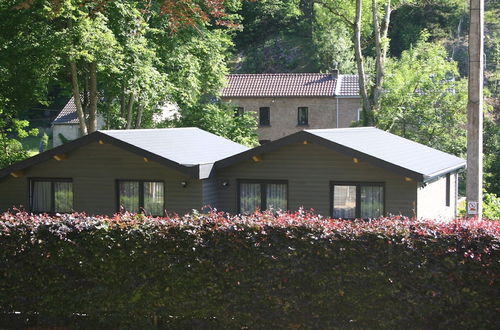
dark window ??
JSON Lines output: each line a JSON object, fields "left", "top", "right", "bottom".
{"left": 297, "top": 107, "right": 309, "bottom": 126}
{"left": 446, "top": 174, "right": 451, "bottom": 207}
{"left": 117, "top": 180, "right": 164, "bottom": 215}
{"left": 238, "top": 180, "right": 287, "bottom": 214}
{"left": 259, "top": 107, "right": 270, "bottom": 126}
{"left": 30, "top": 179, "right": 73, "bottom": 213}
{"left": 331, "top": 182, "right": 384, "bottom": 219}
{"left": 234, "top": 107, "right": 244, "bottom": 117}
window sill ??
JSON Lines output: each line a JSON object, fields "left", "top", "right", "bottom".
{"left": 297, "top": 124, "right": 309, "bottom": 127}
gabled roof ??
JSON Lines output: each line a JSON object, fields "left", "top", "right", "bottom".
{"left": 216, "top": 127, "right": 465, "bottom": 182}
{"left": 52, "top": 97, "right": 79, "bottom": 125}
{"left": 0, "top": 128, "right": 249, "bottom": 179}
{"left": 221, "top": 73, "right": 360, "bottom": 98}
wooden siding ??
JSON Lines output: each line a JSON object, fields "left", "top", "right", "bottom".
{"left": 216, "top": 142, "right": 418, "bottom": 217}
{"left": 417, "top": 173, "right": 457, "bottom": 219}
{"left": 0, "top": 142, "right": 203, "bottom": 215}
{"left": 202, "top": 177, "right": 219, "bottom": 210}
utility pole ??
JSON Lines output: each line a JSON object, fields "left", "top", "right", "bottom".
{"left": 466, "top": 0, "right": 484, "bottom": 219}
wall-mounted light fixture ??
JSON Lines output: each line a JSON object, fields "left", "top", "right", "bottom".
{"left": 221, "top": 181, "right": 229, "bottom": 187}
{"left": 10, "top": 171, "right": 24, "bottom": 178}
{"left": 180, "top": 181, "right": 188, "bottom": 188}
{"left": 353, "top": 157, "right": 359, "bottom": 164}
{"left": 53, "top": 153, "right": 68, "bottom": 161}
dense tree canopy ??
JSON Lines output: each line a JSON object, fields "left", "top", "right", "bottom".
{"left": 377, "top": 34, "right": 467, "bottom": 155}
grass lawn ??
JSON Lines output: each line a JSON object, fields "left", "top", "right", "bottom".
{"left": 20, "top": 134, "right": 53, "bottom": 157}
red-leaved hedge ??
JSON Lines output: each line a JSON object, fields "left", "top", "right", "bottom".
{"left": 0, "top": 210, "right": 498, "bottom": 329}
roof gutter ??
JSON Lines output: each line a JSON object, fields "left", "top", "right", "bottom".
{"left": 423, "top": 163, "right": 467, "bottom": 182}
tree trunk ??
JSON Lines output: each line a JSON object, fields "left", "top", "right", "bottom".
{"left": 135, "top": 102, "right": 144, "bottom": 129}
{"left": 70, "top": 61, "right": 88, "bottom": 136}
{"left": 354, "top": 0, "right": 372, "bottom": 125}
{"left": 372, "top": 0, "right": 391, "bottom": 113}
{"left": 120, "top": 81, "right": 126, "bottom": 118}
{"left": 125, "top": 92, "right": 136, "bottom": 129}
{"left": 88, "top": 61, "right": 98, "bottom": 133}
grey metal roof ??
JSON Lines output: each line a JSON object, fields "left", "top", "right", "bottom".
{"left": 0, "top": 128, "right": 249, "bottom": 180}
{"left": 215, "top": 127, "right": 465, "bottom": 181}
{"left": 52, "top": 97, "right": 79, "bottom": 124}
{"left": 100, "top": 127, "right": 249, "bottom": 167}
{"left": 305, "top": 127, "right": 465, "bottom": 179}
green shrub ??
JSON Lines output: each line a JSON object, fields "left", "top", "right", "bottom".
{"left": 0, "top": 211, "right": 498, "bottom": 328}
{"left": 484, "top": 193, "right": 500, "bottom": 220}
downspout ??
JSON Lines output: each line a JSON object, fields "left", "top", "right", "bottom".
{"left": 334, "top": 74, "right": 341, "bottom": 128}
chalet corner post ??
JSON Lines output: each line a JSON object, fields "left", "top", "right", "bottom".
{"left": 466, "top": 0, "right": 484, "bottom": 219}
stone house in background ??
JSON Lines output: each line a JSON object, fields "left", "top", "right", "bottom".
{"left": 51, "top": 97, "right": 105, "bottom": 147}
{"left": 221, "top": 70, "right": 361, "bottom": 143}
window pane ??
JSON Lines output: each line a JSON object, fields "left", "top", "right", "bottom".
{"left": 240, "top": 183, "right": 261, "bottom": 214}
{"left": 298, "top": 107, "right": 308, "bottom": 125}
{"left": 119, "top": 181, "right": 139, "bottom": 213}
{"left": 144, "top": 182, "right": 164, "bottom": 215}
{"left": 54, "top": 182, "right": 73, "bottom": 212}
{"left": 32, "top": 181, "right": 52, "bottom": 212}
{"left": 259, "top": 107, "right": 270, "bottom": 126}
{"left": 333, "top": 185, "right": 356, "bottom": 218}
{"left": 266, "top": 183, "right": 287, "bottom": 211}
{"left": 360, "top": 186, "right": 383, "bottom": 219}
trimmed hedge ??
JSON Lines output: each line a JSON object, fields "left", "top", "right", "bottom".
{"left": 0, "top": 210, "right": 498, "bottom": 329}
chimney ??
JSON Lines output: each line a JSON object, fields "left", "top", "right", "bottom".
{"left": 331, "top": 61, "right": 339, "bottom": 79}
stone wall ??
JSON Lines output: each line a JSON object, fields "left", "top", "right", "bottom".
{"left": 222, "top": 96, "right": 361, "bottom": 141}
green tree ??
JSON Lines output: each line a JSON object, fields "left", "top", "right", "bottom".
{"left": 9, "top": 0, "right": 239, "bottom": 134}
{"left": 376, "top": 34, "right": 467, "bottom": 155}
{"left": 484, "top": 117, "right": 500, "bottom": 196}
{"left": 166, "top": 102, "right": 259, "bottom": 147}
{"left": 0, "top": 102, "right": 38, "bottom": 169}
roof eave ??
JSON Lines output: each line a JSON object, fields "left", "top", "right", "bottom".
{"left": 422, "top": 163, "right": 466, "bottom": 182}
{"left": 0, "top": 131, "right": 201, "bottom": 180}
{"left": 215, "top": 131, "right": 426, "bottom": 181}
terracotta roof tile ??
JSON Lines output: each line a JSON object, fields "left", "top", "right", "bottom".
{"left": 222, "top": 73, "right": 359, "bottom": 97}
{"left": 338, "top": 75, "right": 359, "bottom": 96}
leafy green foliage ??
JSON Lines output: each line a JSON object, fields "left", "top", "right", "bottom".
{"left": 0, "top": 211, "right": 498, "bottom": 328}
{"left": 483, "top": 193, "right": 500, "bottom": 220}
{"left": 377, "top": 34, "right": 467, "bottom": 155}
{"left": 0, "top": 103, "right": 38, "bottom": 169}
{"left": 313, "top": 5, "right": 357, "bottom": 73}
{"left": 388, "top": 0, "right": 467, "bottom": 57}
{"left": 484, "top": 117, "right": 500, "bottom": 196}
